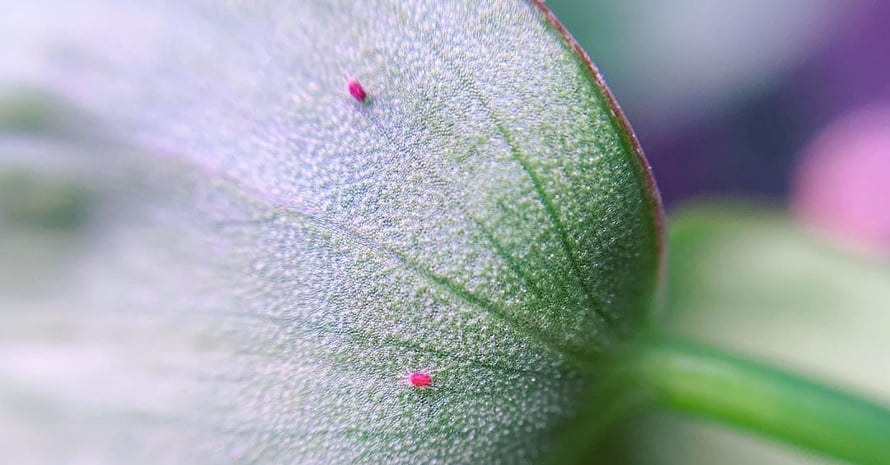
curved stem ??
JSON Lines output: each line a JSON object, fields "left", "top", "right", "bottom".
{"left": 619, "top": 336, "right": 890, "bottom": 465}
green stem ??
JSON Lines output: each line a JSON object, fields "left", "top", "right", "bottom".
{"left": 620, "top": 336, "right": 890, "bottom": 465}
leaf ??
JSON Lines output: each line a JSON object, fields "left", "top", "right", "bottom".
{"left": 0, "top": 1, "right": 662, "bottom": 464}
{"left": 613, "top": 203, "right": 890, "bottom": 465}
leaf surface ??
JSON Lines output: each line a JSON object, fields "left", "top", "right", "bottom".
{"left": 0, "top": 1, "right": 661, "bottom": 463}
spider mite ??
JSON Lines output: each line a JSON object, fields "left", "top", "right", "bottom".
{"left": 401, "top": 369, "right": 435, "bottom": 389}
{"left": 347, "top": 78, "right": 368, "bottom": 102}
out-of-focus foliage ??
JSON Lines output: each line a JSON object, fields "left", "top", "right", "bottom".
{"left": 613, "top": 204, "right": 890, "bottom": 465}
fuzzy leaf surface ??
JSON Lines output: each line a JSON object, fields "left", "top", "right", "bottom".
{"left": 0, "top": 1, "right": 661, "bottom": 463}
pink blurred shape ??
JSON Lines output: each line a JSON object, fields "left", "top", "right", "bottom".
{"left": 793, "top": 105, "right": 890, "bottom": 254}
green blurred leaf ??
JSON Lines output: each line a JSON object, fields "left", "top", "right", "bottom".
{"left": 619, "top": 203, "right": 890, "bottom": 465}
{"left": 0, "top": 1, "right": 661, "bottom": 464}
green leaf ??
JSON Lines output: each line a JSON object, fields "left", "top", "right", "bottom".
{"left": 0, "top": 1, "right": 661, "bottom": 464}
{"left": 618, "top": 203, "right": 890, "bottom": 465}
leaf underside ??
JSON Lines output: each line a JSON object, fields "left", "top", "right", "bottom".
{"left": 0, "top": 1, "right": 660, "bottom": 464}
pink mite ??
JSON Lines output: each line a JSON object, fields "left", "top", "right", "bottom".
{"left": 407, "top": 371, "right": 433, "bottom": 389}
{"left": 347, "top": 79, "right": 368, "bottom": 102}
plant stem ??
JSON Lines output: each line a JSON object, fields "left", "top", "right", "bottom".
{"left": 619, "top": 336, "right": 890, "bottom": 465}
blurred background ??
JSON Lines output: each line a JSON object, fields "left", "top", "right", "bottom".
{"left": 545, "top": 1, "right": 890, "bottom": 464}
{"left": 549, "top": 0, "right": 889, "bottom": 253}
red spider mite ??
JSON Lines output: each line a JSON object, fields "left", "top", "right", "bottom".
{"left": 402, "top": 369, "right": 434, "bottom": 389}
{"left": 347, "top": 78, "right": 368, "bottom": 102}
